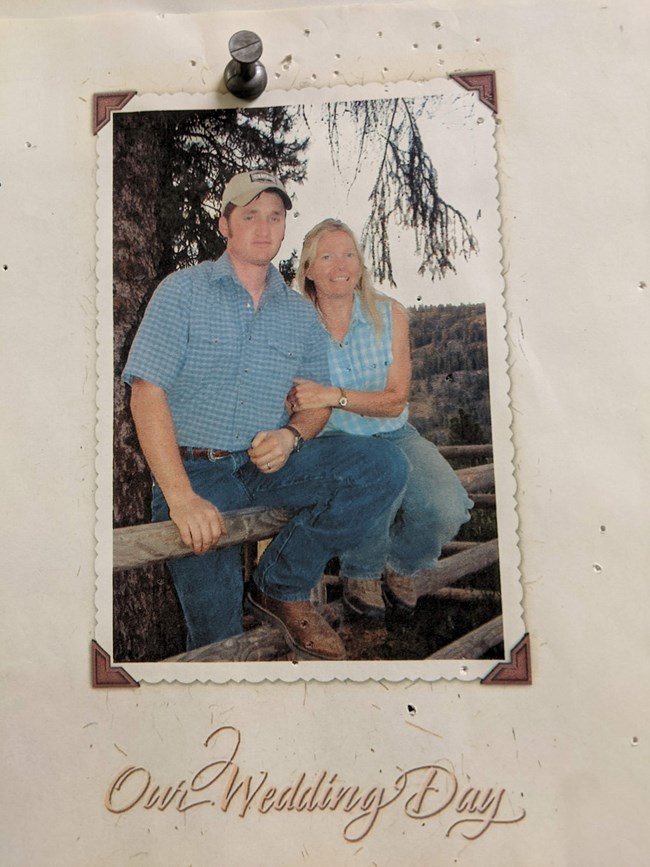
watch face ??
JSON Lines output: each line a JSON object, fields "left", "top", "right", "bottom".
{"left": 338, "top": 396, "right": 348, "bottom": 407}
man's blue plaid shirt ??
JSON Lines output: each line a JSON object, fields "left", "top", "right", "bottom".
{"left": 122, "top": 254, "right": 330, "bottom": 450}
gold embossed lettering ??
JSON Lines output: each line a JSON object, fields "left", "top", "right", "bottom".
{"left": 403, "top": 765, "right": 458, "bottom": 818}
{"left": 104, "top": 766, "right": 151, "bottom": 814}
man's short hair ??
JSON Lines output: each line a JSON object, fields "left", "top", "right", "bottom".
{"left": 221, "top": 202, "right": 237, "bottom": 222}
{"left": 220, "top": 170, "right": 292, "bottom": 214}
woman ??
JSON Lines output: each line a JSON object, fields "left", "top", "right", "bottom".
{"left": 288, "top": 218, "right": 473, "bottom": 618}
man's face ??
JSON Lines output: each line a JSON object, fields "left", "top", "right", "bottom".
{"left": 219, "top": 191, "right": 287, "bottom": 268}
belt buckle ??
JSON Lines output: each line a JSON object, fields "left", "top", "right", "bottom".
{"left": 207, "top": 449, "right": 225, "bottom": 461}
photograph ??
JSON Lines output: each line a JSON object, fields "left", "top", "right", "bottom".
{"left": 101, "top": 82, "right": 520, "bottom": 682}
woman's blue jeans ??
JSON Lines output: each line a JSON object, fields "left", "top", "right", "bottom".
{"left": 152, "top": 434, "right": 408, "bottom": 650}
{"left": 338, "top": 424, "right": 474, "bottom": 580}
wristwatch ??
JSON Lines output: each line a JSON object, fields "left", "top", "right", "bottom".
{"left": 337, "top": 388, "right": 349, "bottom": 407}
{"left": 284, "top": 424, "right": 305, "bottom": 453}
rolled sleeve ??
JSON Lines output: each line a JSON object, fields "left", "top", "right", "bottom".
{"left": 122, "top": 274, "right": 190, "bottom": 391}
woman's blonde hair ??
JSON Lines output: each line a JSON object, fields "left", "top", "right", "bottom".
{"left": 295, "top": 219, "right": 389, "bottom": 336}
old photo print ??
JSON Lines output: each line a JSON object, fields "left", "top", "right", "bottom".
{"left": 95, "top": 79, "right": 521, "bottom": 684}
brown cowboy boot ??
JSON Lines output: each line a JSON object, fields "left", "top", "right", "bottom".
{"left": 248, "top": 584, "right": 346, "bottom": 660}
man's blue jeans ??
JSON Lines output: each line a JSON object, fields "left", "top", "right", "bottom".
{"left": 152, "top": 434, "right": 408, "bottom": 650}
{"left": 338, "top": 424, "right": 474, "bottom": 580}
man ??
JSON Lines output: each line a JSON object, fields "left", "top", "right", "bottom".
{"left": 122, "top": 169, "right": 408, "bottom": 660}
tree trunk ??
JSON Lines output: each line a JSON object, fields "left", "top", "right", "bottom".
{"left": 112, "top": 113, "right": 186, "bottom": 661}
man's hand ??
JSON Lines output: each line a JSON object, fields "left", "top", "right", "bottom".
{"left": 168, "top": 492, "right": 227, "bottom": 555}
{"left": 287, "top": 378, "right": 338, "bottom": 412}
{"left": 248, "top": 428, "right": 294, "bottom": 474}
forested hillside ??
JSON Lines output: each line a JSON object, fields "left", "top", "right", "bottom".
{"left": 407, "top": 303, "right": 491, "bottom": 446}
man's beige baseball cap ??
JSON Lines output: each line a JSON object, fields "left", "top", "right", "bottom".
{"left": 221, "top": 170, "right": 292, "bottom": 212}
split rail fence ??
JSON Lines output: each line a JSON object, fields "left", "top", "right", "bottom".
{"left": 113, "top": 445, "right": 502, "bottom": 662}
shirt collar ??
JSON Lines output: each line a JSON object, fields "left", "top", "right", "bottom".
{"left": 216, "top": 252, "right": 286, "bottom": 302}
{"left": 350, "top": 292, "right": 370, "bottom": 329}
{"left": 320, "top": 292, "right": 370, "bottom": 345}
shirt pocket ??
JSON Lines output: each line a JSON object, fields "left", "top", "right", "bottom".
{"left": 185, "top": 327, "right": 241, "bottom": 381}
{"left": 263, "top": 338, "right": 303, "bottom": 383}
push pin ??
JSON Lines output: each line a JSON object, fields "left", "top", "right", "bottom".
{"left": 224, "top": 30, "right": 267, "bottom": 100}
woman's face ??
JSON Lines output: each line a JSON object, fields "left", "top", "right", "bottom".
{"left": 306, "top": 229, "right": 362, "bottom": 300}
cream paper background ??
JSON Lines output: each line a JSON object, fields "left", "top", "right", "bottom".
{"left": 1, "top": 1, "right": 648, "bottom": 864}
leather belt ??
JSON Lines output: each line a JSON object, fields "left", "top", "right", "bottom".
{"left": 179, "top": 447, "right": 232, "bottom": 461}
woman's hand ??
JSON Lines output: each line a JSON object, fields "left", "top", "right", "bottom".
{"left": 287, "top": 378, "right": 339, "bottom": 412}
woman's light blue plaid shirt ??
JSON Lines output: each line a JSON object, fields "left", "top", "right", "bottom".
{"left": 323, "top": 293, "right": 409, "bottom": 436}
{"left": 122, "top": 255, "right": 330, "bottom": 450}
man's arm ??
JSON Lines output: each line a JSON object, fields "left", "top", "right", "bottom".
{"left": 130, "top": 378, "right": 226, "bottom": 554}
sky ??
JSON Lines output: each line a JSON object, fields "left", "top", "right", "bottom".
{"left": 273, "top": 83, "right": 503, "bottom": 308}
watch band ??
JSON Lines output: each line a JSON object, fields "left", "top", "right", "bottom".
{"left": 283, "top": 424, "right": 304, "bottom": 453}
{"left": 338, "top": 388, "right": 349, "bottom": 407}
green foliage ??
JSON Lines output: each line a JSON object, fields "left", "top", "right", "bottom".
{"left": 115, "top": 96, "right": 478, "bottom": 289}
{"left": 332, "top": 98, "right": 479, "bottom": 285}
{"left": 278, "top": 251, "right": 298, "bottom": 286}
{"left": 113, "top": 107, "right": 309, "bottom": 279}
{"left": 407, "top": 303, "right": 491, "bottom": 447}
{"left": 449, "top": 408, "right": 485, "bottom": 446}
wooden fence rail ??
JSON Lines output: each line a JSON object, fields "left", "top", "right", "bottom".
{"left": 438, "top": 444, "right": 493, "bottom": 460}
{"left": 113, "top": 462, "right": 495, "bottom": 573}
{"left": 113, "top": 505, "right": 295, "bottom": 572}
{"left": 428, "top": 615, "right": 504, "bottom": 660}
